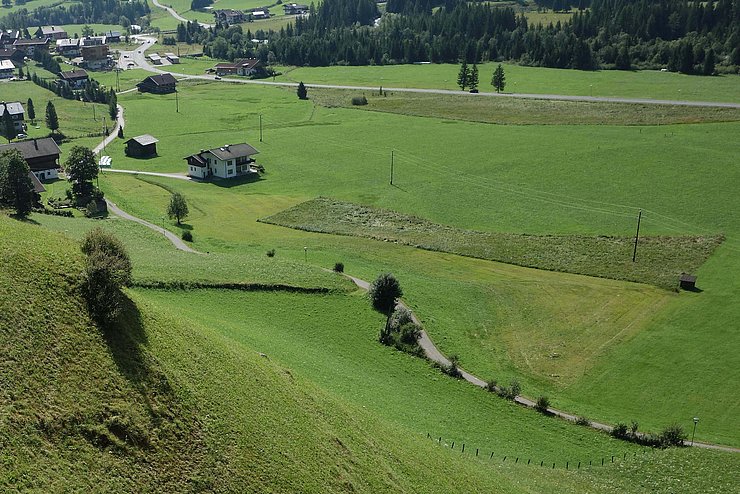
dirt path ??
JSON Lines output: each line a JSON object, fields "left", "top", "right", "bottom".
{"left": 345, "top": 274, "right": 740, "bottom": 453}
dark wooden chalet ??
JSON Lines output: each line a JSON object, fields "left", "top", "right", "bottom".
{"left": 136, "top": 73, "right": 177, "bottom": 94}
{"left": 125, "top": 134, "right": 159, "bottom": 158}
{"left": 679, "top": 274, "right": 697, "bottom": 290}
{"left": 0, "top": 137, "right": 61, "bottom": 181}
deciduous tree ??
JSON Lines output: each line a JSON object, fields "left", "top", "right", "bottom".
{"left": 81, "top": 228, "right": 132, "bottom": 325}
{"left": 0, "top": 149, "right": 35, "bottom": 217}
{"left": 64, "top": 146, "right": 98, "bottom": 199}
{"left": 167, "top": 191, "right": 189, "bottom": 225}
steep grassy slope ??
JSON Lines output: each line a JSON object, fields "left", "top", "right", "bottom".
{"left": 0, "top": 214, "right": 528, "bottom": 492}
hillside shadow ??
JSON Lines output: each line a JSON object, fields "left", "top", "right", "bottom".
{"left": 102, "top": 294, "right": 153, "bottom": 388}
{"left": 211, "top": 173, "right": 264, "bottom": 188}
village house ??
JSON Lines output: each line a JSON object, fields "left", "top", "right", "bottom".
{"left": 0, "top": 30, "right": 21, "bottom": 50}
{"left": 185, "top": 143, "right": 259, "bottom": 179}
{"left": 251, "top": 9, "right": 270, "bottom": 19}
{"left": 56, "top": 38, "right": 81, "bottom": 57}
{"left": 136, "top": 73, "right": 177, "bottom": 94}
{"left": 35, "top": 26, "right": 68, "bottom": 41}
{"left": 125, "top": 134, "right": 159, "bottom": 158}
{"left": 0, "top": 102, "right": 25, "bottom": 132}
{"left": 213, "top": 58, "right": 263, "bottom": 76}
{"left": 283, "top": 3, "right": 309, "bottom": 15}
{"left": 58, "top": 69, "right": 89, "bottom": 89}
{"left": 12, "top": 38, "right": 50, "bottom": 57}
{"left": 104, "top": 30, "right": 122, "bottom": 42}
{"left": 0, "top": 137, "right": 61, "bottom": 181}
{"left": 214, "top": 9, "right": 246, "bottom": 25}
{"left": 80, "top": 36, "right": 111, "bottom": 70}
{"left": 0, "top": 59, "right": 15, "bottom": 79}
{"left": 0, "top": 48, "right": 24, "bottom": 65}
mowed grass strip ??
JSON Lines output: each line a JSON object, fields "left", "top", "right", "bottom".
{"left": 262, "top": 197, "right": 723, "bottom": 289}
{"left": 310, "top": 88, "right": 740, "bottom": 125}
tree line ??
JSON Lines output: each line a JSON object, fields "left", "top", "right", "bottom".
{"left": 190, "top": 0, "right": 738, "bottom": 74}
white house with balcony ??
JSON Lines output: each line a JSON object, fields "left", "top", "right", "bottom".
{"left": 185, "top": 143, "right": 259, "bottom": 179}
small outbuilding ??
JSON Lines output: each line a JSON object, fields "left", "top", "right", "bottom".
{"left": 125, "top": 134, "right": 159, "bottom": 158}
{"left": 137, "top": 73, "right": 177, "bottom": 94}
{"left": 679, "top": 274, "right": 697, "bottom": 291}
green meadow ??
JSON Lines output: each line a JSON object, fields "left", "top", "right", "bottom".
{"left": 276, "top": 62, "right": 740, "bottom": 103}
{"left": 62, "top": 75, "right": 740, "bottom": 449}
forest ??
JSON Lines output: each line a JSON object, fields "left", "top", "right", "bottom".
{"left": 184, "top": 0, "right": 740, "bottom": 74}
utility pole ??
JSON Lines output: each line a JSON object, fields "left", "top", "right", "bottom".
{"left": 390, "top": 149, "right": 394, "bottom": 185}
{"left": 632, "top": 209, "right": 642, "bottom": 262}
{"left": 92, "top": 102, "right": 96, "bottom": 120}
{"left": 259, "top": 114, "right": 263, "bottom": 142}
{"left": 115, "top": 67, "right": 121, "bottom": 93}
{"left": 102, "top": 117, "right": 107, "bottom": 154}
{"left": 175, "top": 90, "right": 179, "bottom": 113}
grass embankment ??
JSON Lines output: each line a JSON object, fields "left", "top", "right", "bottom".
{"left": 262, "top": 197, "right": 722, "bottom": 289}
{"left": 1, "top": 213, "right": 533, "bottom": 492}
{"left": 276, "top": 63, "right": 740, "bottom": 103}
{"left": 311, "top": 88, "right": 740, "bottom": 125}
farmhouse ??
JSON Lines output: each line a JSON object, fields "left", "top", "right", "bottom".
{"left": 0, "top": 101, "right": 25, "bottom": 132}
{"left": 0, "top": 138, "right": 61, "bottom": 181}
{"left": 0, "top": 59, "right": 14, "bottom": 79}
{"left": 283, "top": 3, "right": 309, "bottom": 15}
{"left": 251, "top": 9, "right": 270, "bottom": 19}
{"left": 0, "top": 48, "right": 24, "bottom": 65}
{"left": 35, "top": 26, "right": 68, "bottom": 40}
{"left": 104, "top": 31, "right": 122, "bottom": 42}
{"left": 58, "top": 69, "right": 89, "bottom": 89}
{"left": 125, "top": 134, "right": 159, "bottom": 158}
{"left": 137, "top": 73, "right": 177, "bottom": 94}
{"left": 185, "top": 143, "right": 259, "bottom": 179}
{"left": 80, "top": 36, "right": 111, "bottom": 69}
{"left": 214, "top": 9, "right": 246, "bottom": 25}
{"left": 56, "top": 38, "right": 81, "bottom": 57}
{"left": 0, "top": 30, "right": 21, "bottom": 49}
{"left": 214, "top": 58, "right": 262, "bottom": 76}
{"left": 12, "top": 38, "right": 50, "bottom": 57}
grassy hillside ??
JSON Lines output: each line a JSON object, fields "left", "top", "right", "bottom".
{"left": 0, "top": 213, "right": 531, "bottom": 492}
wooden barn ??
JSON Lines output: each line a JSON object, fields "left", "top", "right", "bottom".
{"left": 136, "top": 73, "right": 177, "bottom": 94}
{"left": 679, "top": 274, "right": 697, "bottom": 291}
{"left": 125, "top": 134, "right": 159, "bottom": 158}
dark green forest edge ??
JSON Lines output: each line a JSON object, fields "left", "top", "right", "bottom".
{"left": 261, "top": 197, "right": 723, "bottom": 290}
{"left": 172, "top": 0, "right": 740, "bottom": 74}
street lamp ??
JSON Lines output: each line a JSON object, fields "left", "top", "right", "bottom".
{"left": 303, "top": 246, "right": 307, "bottom": 262}
{"left": 589, "top": 84, "right": 593, "bottom": 97}
{"left": 691, "top": 417, "right": 699, "bottom": 446}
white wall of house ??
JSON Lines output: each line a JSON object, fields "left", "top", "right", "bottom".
{"left": 188, "top": 165, "right": 206, "bottom": 179}
{"left": 33, "top": 169, "right": 58, "bottom": 181}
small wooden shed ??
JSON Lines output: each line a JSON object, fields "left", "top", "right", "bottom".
{"left": 125, "top": 134, "right": 159, "bottom": 158}
{"left": 679, "top": 273, "right": 697, "bottom": 290}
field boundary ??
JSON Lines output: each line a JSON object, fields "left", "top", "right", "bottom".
{"left": 133, "top": 280, "right": 334, "bottom": 293}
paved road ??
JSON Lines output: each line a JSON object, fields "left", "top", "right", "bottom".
{"left": 344, "top": 274, "right": 740, "bottom": 453}
{"left": 104, "top": 169, "right": 192, "bottom": 180}
{"left": 93, "top": 104, "right": 124, "bottom": 155}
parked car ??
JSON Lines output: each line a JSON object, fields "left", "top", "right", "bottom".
{"left": 214, "top": 76, "right": 222, "bottom": 80}
{"left": 16, "top": 133, "right": 27, "bottom": 139}
{"left": 469, "top": 89, "right": 479, "bottom": 93}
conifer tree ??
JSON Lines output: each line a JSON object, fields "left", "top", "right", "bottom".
{"left": 45, "top": 101, "right": 59, "bottom": 133}
{"left": 297, "top": 81, "right": 308, "bottom": 100}
{"left": 491, "top": 64, "right": 506, "bottom": 93}
{"left": 469, "top": 63, "right": 479, "bottom": 91}
{"left": 27, "top": 98, "right": 35, "bottom": 123}
{"left": 457, "top": 61, "right": 469, "bottom": 90}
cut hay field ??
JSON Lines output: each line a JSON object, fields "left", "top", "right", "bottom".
{"left": 276, "top": 63, "right": 740, "bottom": 103}
{"left": 37, "top": 74, "right": 740, "bottom": 449}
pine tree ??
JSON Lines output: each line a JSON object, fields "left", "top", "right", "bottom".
{"left": 457, "top": 61, "right": 469, "bottom": 90}
{"left": 702, "top": 48, "right": 715, "bottom": 76}
{"left": 469, "top": 63, "right": 479, "bottom": 91}
{"left": 1, "top": 110, "right": 17, "bottom": 142}
{"left": 27, "top": 98, "right": 35, "bottom": 123}
{"left": 491, "top": 64, "right": 506, "bottom": 93}
{"left": 297, "top": 81, "right": 308, "bottom": 100}
{"left": 45, "top": 101, "right": 59, "bottom": 133}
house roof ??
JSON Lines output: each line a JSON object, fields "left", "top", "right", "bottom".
{"left": 126, "top": 134, "right": 159, "bottom": 146}
{"left": 208, "top": 143, "right": 259, "bottom": 160}
{"left": 59, "top": 69, "right": 89, "bottom": 80}
{"left": 14, "top": 38, "right": 49, "bottom": 46}
{"left": 680, "top": 274, "right": 697, "bottom": 283}
{"left": 0, "top": 101, "right": 24, "bottom": 117}
{"left": 56, "top": 38, "right": 81, "bottom": 47}
{"left": 0, "top": 59, "right": 14, "bottom": 70}
{"left": 39, "top": 26, "right": 67, "bottom": 36}
{"left": 0, "top": 138, "right": 61, "bottom": 163}
{"left": 185, "top": 153, "right": 207, "bottom": 166}
{"left": 105, "top": 31, "right": 121, "bottom": 37}
{"left": 0, "top": 48, "right": 22, "bottom": 59}
{"left": 28, "top": 172, "right": 46, "bottom": 193}
{"left": 235, "top": 58, "right": 261, "bottom": 69}
{"left": 139, "top": 73, "right": 177, "bottom": 86}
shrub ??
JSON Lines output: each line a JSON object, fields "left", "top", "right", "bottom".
{"left": 81, "top": 228, "right": 132, "bottom": 326}
{"left": 441, "top": 355, "right": 462, "bottom": 379}
{"left": 575, "top": 416, "right": 591, "bottom": 426}
{"left": 181, "top": 231, "right": 193, "bottom": 242}
{"left": 389, "top": 306, "right": 413, "bottom": 330}
{"left": 497, "top": 379, "right": 521, "bottom": 400}
{"left": 659, "top": 424, "right": 686, "bottom": 447}
{"left": 351, "top": 95, "right": 368, "bottom": 106}
{"left": 398, "top": 322, "right": 421, "bottom": 344}
{"left": 485, "top": 379, "right": 497, "bottom": 393}
{"left": 611, "top": 422, "right": 629, "bottom": 440}
{"left": 535, "top": 395, "right": 550, "bottom": 414}
{"left": 333, "top": 262, "right": 344, "bottom": 273}
{"left": 266, "top": 249, "right": 275, "bottom": 257}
